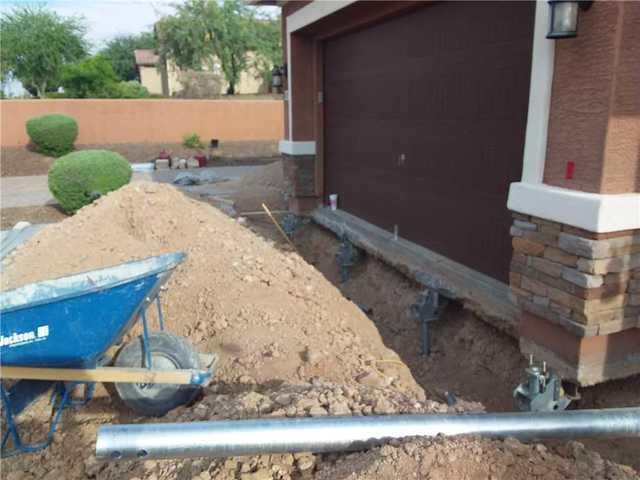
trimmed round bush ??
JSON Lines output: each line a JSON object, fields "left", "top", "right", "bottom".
{"left": 26, "top": 113, "right": 79, "bottom": 157}
{"left": 48, "top": 150, "right": 132, "bottom": 213}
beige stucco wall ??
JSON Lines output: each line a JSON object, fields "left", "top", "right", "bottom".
{"left": 0, "top": 99, "right": 284, "bottom": 146}
{"left": 139, "top": 66, "right": 164, "bottom": 95}
{"left": 138, "top": 54, "right": 269, "bottom": 97}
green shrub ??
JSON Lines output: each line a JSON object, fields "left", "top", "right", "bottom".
{"left": 48, "top": 150, "right": 132, "bottom": 213}
{"left": 114, "top": 80, "right": 150, "bottom": 98}
{"left": 26, "top": 113, "right": 78, "bottom": 157}
{"left": 60, "top": 55, "right": 119, "bottom": 98}
{"left": 182, "top": 132, "right": 204, "bottom": 149}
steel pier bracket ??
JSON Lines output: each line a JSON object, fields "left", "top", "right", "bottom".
{"left": 410, "top": 289, "right": 450, "bottom": 356}
{"left": 336, "top": 234, "right": 361, "bottom": 283}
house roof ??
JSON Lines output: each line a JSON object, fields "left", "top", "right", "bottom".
{"left": 134, "top": 49, "right": 159, "bottom": 67}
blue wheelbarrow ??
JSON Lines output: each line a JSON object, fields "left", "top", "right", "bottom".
{"left": 0, "top": 252, "right": 216, "bottom": 457}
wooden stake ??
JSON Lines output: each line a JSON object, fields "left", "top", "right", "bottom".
{"left": 239, "top": 210, "right": 288, "bottom": 216}
{"left": 261, "top": 203, "right": 296, "bottom": 250}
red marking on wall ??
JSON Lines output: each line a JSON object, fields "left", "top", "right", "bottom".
{"left": 565, "top": 161, "right": 575, "bottom": 180}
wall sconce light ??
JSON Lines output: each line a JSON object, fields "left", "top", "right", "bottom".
{"left": 271, "top": 64, "right": 288, "bottom": 93}
{"left": 547, "top": 0, "right": 593, "bottom": 39}
{"left": 271, "top": 66, "right": 283, "bottom": 89}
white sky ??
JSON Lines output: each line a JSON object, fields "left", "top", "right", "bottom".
{"left": 0, "top": 0, "right": 178, "bottom": 51}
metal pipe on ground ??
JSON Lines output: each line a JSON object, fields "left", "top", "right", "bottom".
{"left": 96, "top": 407, "right": 640, "bottom": 461}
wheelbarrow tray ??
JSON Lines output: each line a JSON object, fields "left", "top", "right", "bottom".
{"left": 0, "top": 252, "right": 217, "bottom": 457}
{"left": 0, "top": 252, "right": 185, "bottom": 368}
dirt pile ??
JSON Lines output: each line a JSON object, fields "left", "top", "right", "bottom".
{"left": 2, "top": 379, "right": 482, "bottom": 480}
{"left": 1, "top": 182, "right": 420, "bottom": 397}
{"left": 100, "top": 378, "right": 484, "bottom": 480}
{"left": 315, "top": 436, "right": 638, "bottom": 480}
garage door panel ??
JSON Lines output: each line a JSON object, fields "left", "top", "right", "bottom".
{"left": 400, "top": 189, "right": 512, "bottom": 275}
{"left": 335, "top": 169, "right": 406, "bottom": 233}
{"left": 324, "top": 1, "right": 534, "bottom": 282}
{"left": 404, "top": 120, "right": 527, "bottom": 195}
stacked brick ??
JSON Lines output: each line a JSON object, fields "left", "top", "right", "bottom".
{"left": 281, "top": 154, "right": 318, "bottom": 213}
{"left": 509, "top": 214, "right": 640, "bottom": 337}
{"left": 282, "top": 154, "right": 316, "bottom": 198}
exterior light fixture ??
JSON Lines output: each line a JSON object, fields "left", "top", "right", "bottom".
{"left": 271, "top": 66, "right": 283, "bottom": 90}
{"left": 547, "top": 0, "right": 593, "bottom": 39}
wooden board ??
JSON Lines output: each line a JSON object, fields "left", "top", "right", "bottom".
{"left": 0, "top": 366, "right": 203, "bottom": 385}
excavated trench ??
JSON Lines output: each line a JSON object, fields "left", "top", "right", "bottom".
{"left": 248, "top": 217, "right": 640, "bottom": 471}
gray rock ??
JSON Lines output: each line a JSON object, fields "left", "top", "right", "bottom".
{"left": 559, "top": 233, "right": 633, "bottom": 259}
{"left": 328, "top": 401, "right": 351, "bottom": 415}
{"left": 513, "top": 220, "right": 537, "bottom": 231}
{"left": 561, "top": 267, "right": 604, "bottom": 288}
{"left": 309, "top": 405, "right": 328, "bottom": 417}
{"left": 356, "top": 370, "right": 385, "bottom": 387}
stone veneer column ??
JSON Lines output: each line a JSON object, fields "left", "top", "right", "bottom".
{"left": 509, "top": 214, "right": 640, "bottom": 385}
{"left": 281, "top": 154, "right": 319, "bottom": 214}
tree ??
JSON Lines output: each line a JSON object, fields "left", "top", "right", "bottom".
{"left": 0, "top": 6, "right": 88, "bottom": 98}
{"left": 157, "top": 0, "right": 280, "bottom": 95}
{"left": 249, "top": 16, "right": 281, "bottom": 85}
{"left": 60, "top": 56, "right": 119, "bottom": 98}
{"left": 100, "top": 32, "right": 156, "bottom": 81}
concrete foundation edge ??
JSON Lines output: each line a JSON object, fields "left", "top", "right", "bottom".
{"left": 312, "top": 207, "right": 519, "bottom": 336}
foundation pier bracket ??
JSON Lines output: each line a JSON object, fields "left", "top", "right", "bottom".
{"left": 410, "top": 289, "right": 450, "bottom": 356}
{"left": 513, "top": 355, "right": 576, "bottom": 412}
{"left": 336, "top": 234, "right": 361, "bottom": 283}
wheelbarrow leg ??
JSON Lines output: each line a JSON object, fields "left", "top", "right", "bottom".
{"left": 140, "top": 309, "right": 153, "bottom": 369}
{"left": 1, "top": 381, "right": 77, "bottom": 457}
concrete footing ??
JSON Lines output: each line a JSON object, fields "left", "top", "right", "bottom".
{"left": 313, "top": 207, "right": 519, "bottom": 335}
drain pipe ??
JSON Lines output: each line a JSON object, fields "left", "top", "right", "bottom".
{"left": 96, "top": 407, "right": 640, "bottom": 460}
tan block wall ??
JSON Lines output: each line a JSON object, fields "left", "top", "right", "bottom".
{"left": 544, "top": 1, "right": 640, "bottom": 194}
{"left": 0, "top": 99, "right": 284, "bottom": 146}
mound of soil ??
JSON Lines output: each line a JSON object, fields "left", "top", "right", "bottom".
{"left": 1, "top": 182, "right": 421, "bottom": 398}
{"left": 315, "top": 436, "right": 637, "bottom": 480}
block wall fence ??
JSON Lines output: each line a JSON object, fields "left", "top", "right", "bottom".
{"left": 0, "top": 99, "right": 285, "bottom": 147}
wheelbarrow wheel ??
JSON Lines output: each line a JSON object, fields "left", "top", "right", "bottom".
{"left": 113, "top": 332, "right": 201, "bottom": 416}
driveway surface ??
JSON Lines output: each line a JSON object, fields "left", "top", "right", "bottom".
{"left": 0, "top": 166, "right": 255, "bottom": 209}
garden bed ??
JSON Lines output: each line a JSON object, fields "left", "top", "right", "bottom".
{"left": 0, "top": 140, "right": 279, "bottom": 177}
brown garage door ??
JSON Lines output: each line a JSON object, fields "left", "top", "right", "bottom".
{"left": 323, "top": 1, "right": 534, "bottom": 283}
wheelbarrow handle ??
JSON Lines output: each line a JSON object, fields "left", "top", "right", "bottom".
{"left": 0, "top": 366, "right": 212, "bottom": 386}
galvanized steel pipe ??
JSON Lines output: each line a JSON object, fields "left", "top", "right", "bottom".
{"left": 96, "top": 407, "right": 640, "bottom": 460}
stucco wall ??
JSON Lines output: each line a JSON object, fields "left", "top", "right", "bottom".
{"left": 0, "top": 99, "right": 284, "bottom": 146}
{"left": 139, "top": 66, "right": 164, "bottom": 95}
{"left": 544, "top": 2, "right": 640, "bottom": 194}
{"left": 140, "top": 56, "right": 268, "bottom": 97}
